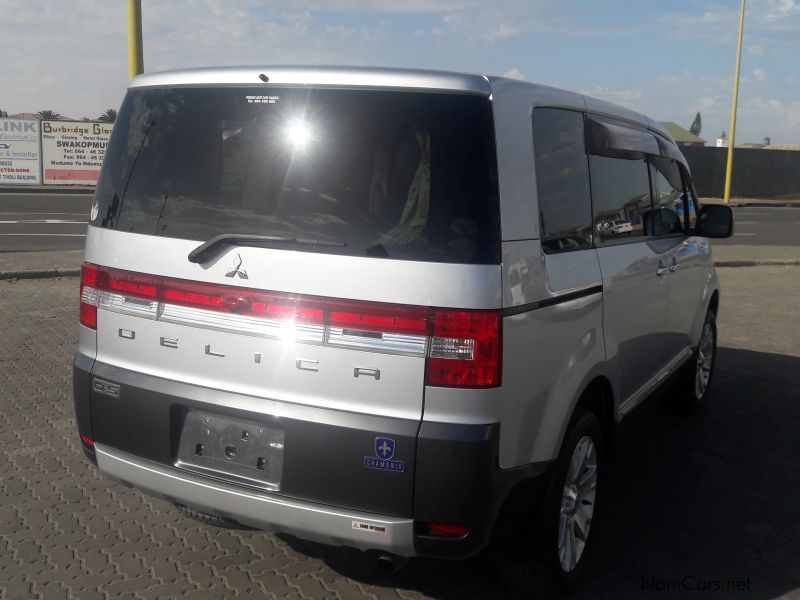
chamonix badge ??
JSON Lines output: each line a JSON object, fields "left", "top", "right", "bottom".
{"left": 364, "top": 437, "right": 404, "bottom": 472}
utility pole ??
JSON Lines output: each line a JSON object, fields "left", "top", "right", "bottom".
{"left": 128, "top": 0, "right": 144, "bottom": 79}
{"left": 723, "top": 0, "right": 746, "bottom": 204}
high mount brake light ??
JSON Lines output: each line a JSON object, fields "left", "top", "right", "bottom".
{"left": 79, "top": 263, "right": 502, "bottom": 388}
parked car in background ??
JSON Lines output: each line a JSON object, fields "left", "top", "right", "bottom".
{"left": 606, "top": 219, "right": 634, "bottom": 235}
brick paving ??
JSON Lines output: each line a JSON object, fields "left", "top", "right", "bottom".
{"left": 1, "top": 269, "right": 799, "bottom": 599}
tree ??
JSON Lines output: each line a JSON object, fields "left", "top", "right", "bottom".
{"left": 689, "top": 112, "right": 702, "bottom": 136}
{"left": 0, "top": 110, "right": 7, "bottom": 117}
{"left": 98, "top": 108, "right": 117, "bottom": 123}
{"left": 35, "top": 110, "right": 61, "bottom": 120}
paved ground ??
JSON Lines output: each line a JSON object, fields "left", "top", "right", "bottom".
{"left": 0, "top": 267, "right": 798, "bottom": 599}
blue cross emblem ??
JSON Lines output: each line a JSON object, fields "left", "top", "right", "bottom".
{"left": 375, "top": 437, "right": 395, "bottom": 460}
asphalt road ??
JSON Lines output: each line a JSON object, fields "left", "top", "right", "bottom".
{"left": 1, "top": 266, "right": 798, "bottom": 599}
{"left": 0, "top": 192, "right": 796, "bottom": 251}
{"left": 0, "top": 192, "right": 92, "bottom": 252}
{"left": 714, "top": 206, "right": 800, "bottom": 246}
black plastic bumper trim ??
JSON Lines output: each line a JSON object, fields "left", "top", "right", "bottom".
{"left": 503, "top": 284, "right": 603, "bottom": 317}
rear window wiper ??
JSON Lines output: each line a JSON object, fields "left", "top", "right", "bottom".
{"left": 188, "top": 234, "right": 346, "bottom": 264}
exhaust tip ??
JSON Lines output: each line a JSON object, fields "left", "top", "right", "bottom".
{"left": 376, "top": 554, "right": 409, "bottom": 573}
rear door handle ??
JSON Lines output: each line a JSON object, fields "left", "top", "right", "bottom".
{"left": 669, "top": 256, "right": 679, "bottom": 272}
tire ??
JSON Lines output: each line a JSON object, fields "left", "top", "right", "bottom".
{"left": 676, "top": 310, "right": 717, "bottom": 412}
{"left": 175, "top": 504, "right": 254, "bottom": 530}
{"left": 495, "top": 408, "right": 603, "bottom": 598}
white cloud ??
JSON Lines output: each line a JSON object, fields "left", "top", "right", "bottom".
{"left": 583, "top": 86, "right": 643, "bottom": 106}
{"left": 658, "top": 0, "right": 800, "bottom": 44}
{"left": 503, "top": 68, "right": 525, "bottom": 80}
{"left": 752, "top": 68, "right": 767, "bottom": 82}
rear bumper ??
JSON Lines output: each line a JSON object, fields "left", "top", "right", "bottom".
{"left": 74, "top": 354, "right": 550, "bottom": 558}
{"left": 95, "top": 443, "right": 417, "bottom": 554}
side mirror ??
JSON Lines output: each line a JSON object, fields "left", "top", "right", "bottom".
{"left": 696, "top": 204, "right": 734, "bottom": 238}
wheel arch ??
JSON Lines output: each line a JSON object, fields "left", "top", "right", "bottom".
{"left": 574, "top": 376, "right": 615, "bottom": 450}
{"left": 708, "top": 289, "right": 720, "bottom": 316}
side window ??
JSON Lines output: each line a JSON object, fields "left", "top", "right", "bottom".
{"left": 532, "top": 108, "right": 593, "bottom": 254}
{"left": 650, "top": 157, "right": 685, "bottom": 236}
{"left": 680, "top": 166, "right": 698, "bottom": 230}
{"left": 590, "top": 155, "right": 652, "bottom": 243}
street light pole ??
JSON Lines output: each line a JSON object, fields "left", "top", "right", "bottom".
{"left": 723, "top": 0, "right": 746, "bottom": 204}
{"left": 128, "top": 0, "right": 144, "bottom": 79}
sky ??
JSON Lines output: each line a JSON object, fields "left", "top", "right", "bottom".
{"left": 3, "top": 0, "right": 800, "bottom": 144}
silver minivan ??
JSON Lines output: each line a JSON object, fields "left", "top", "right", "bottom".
{"left": 74, "top": 66, "right": 733, "bottom": 595}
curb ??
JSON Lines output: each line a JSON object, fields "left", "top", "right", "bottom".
{"left": 715, "top": 259, "right": 800, "bottom": 267}
{"left": 0, "top": 186, "right": 95, "bottom": 195}
{"left": 0, "top": 268, "right": 81, "bottom": 281}
{"left": 728, "top": 202, "right": 800, "bottom": 208}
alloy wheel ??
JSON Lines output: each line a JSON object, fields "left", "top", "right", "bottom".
{"left": 558, "top": 435, "right": 597, "bottom": 572}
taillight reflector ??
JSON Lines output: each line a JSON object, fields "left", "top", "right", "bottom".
{"left": 424, "top": 523, "right": 471, "bottom": 537}
{"left": 328, "top": 301, "right": 429, "bottom": 336}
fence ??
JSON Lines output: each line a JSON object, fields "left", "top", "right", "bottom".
{"left": 682, "top": 146, "right": 800, "bottom": 199}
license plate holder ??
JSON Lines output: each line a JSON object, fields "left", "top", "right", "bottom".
{"left": 176, "top": 410, "right": 284, "bottom": 491}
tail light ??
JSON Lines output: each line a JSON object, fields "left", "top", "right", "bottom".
{"left": 79, "top": 263, "right": 502, "bottom": 388}
{"left": 427, "top": 309, "right": 501, "bottom": 387}
{"left": 79, "top": 263, "right": 100, "bottom": 329}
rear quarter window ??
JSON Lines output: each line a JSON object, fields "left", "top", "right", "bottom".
{"left": 532, "top": 108, "right": 593, "bottom": 254}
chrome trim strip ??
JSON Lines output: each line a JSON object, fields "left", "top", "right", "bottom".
{"left": 326, "top": 327, "right": 427, "bottom": 357}
{"left": 95, "top": 444, "right": 417, "bottom": 556}
{"left": 98, "top": 296, "right": 427, "bottom": 356}
{"left": 160, "top": 303, "right": 325, "bottom": 343}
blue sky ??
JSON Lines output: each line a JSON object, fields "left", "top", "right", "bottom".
{"left": 4, "top": 0, "right": 800, "bottom": 143}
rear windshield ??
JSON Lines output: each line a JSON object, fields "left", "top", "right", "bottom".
{"left": 92, "top": 87, "right": 500, "bottom": 264}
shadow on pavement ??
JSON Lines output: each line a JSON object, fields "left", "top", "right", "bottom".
{"left": 283, "top": 347, "right": 800, "bottom": 599}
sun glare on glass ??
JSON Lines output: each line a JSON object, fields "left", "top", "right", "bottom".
{"left": 285, "top": 118, "right": 313, "bottom": 152}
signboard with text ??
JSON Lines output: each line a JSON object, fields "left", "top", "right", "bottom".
{"left": 41, "top": 120, "right": 113, "bottom": 184}
{"left": 0, "top": 118, "right": 42, "bottom": 184}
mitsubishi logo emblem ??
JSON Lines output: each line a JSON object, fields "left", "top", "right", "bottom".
{"left": 225, "top": 253, "right": 248, "bottom": 279}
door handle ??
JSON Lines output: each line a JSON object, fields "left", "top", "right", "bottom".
{"left": 669, "top": 256, "right": 679, "bottom": 272}
{"left": 656, "top": 260, "right": 668, "bottom": 276}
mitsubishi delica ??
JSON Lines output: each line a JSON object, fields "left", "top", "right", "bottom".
{"left": 73, "top": 66, "right": 733, "bottom": 594}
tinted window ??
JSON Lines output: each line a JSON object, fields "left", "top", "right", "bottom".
{"left": 532, "top": 108, "right": 592, "bottom": 254}
{"left": 651, "top": 157, "right": 685, "bottom": 236}
{"left": 680, "top": 165, "right": 698, "bottom": 230}
{"left": 93, "top": 87, "right": 500, "bottom": 264}
{"left": 590, "top": 156, "right": 652, "bottom": 243}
